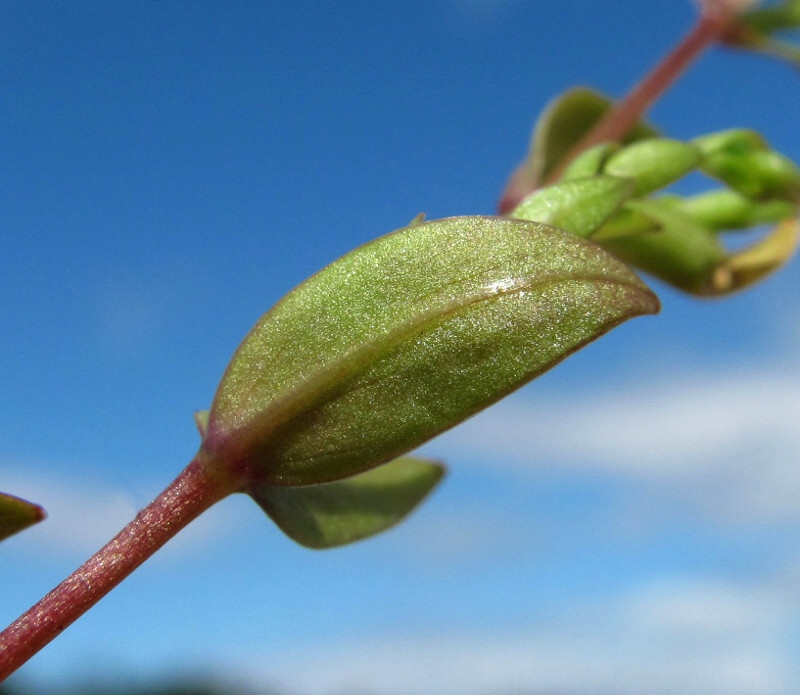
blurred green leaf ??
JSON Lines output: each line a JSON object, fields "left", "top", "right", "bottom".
{"left": 597, "top": 199, "right": 728, "bottom": 295}
{"left": 702, "top": 151, "right": 800, "bottom": 202}
{"left": 740, "top": 0, "right": 800, "bottom": 34}
{"left": 510, "top": 175, "right": 634, "bottom": 238}
{"left": 674, "top": 189, "right": 795, "bottom": 230}
{"left": 603, "top": 138, "right": 702, "bottom": 196}
{"left": 0, "top": 492, "right": 45, "bottom": 543}
{"left": 201, "top": 216, "right": 658, "bottom": 487}
{"left": 251, "top": 456, "right": 445, "bottom": 549}
{"left": 694, "top": 129, "right": 800, "bottom": 202}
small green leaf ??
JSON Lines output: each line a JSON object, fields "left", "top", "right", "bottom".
{"left": 526, "top": 87, "right": 657, "bottom": 186}
{"left": 603, "top": 138, "right": 702, "bottom": 196}
{"left": 250, "top": 456, "right": 445, "bottom": 549}
{"left": 201, "top": 216, "right": 658, "bottom": 487}
{"left": 499, "top": 87, "right": 657, "bottom": 212}
{"left": 0, "top": 492, "right": 46, "bottom": 543}
{"left": 510, "top": 175, "right": 634, "bottom": 238}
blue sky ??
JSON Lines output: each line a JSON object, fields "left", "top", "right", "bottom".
{"left": 3, "top": 2, "right": 800, "bottom": 693}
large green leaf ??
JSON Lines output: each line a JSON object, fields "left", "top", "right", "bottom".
{"left": 0, "top": 492, "right": 45, "bottom": 543}
{"left": 201, "top": 216, "right": 659, "bottom": 487}
{"left": 250, "top": 456, "right": 445, "bottom": 549}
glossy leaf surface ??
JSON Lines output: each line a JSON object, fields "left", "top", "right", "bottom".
{"left": 251, "top": 456, "right": 445, "bottom": 549}
{"left": 0, "top": 492, "right": 45, "bottom": 543}
{"left": 202, "top": 216, "right": 659, "bottom": 487}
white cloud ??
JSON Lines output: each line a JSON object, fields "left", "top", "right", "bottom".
{"left": 229, "top": 577, "right": 797, "bottom": 695}
{"left": 425, "top": 362, "right": 800, "bottom": 525}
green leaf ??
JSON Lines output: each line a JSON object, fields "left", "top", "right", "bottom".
{"left": 201, "top": 216, "right": 659, "bottom": 487}
{"left": 0, "top": 492, "right": 46, "bottom": 543}
{"left": 510, "top": 175, "right": 634, "bottom": 238}
{"left": 250, "top": 456, "right": 445, "bottom": 549}
{"left": 602, "top": 138, "right": 702, "bottom": 196}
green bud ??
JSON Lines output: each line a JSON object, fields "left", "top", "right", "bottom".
{"left": 602, "top": 138, "right": 702, "bottom": 196}
{"left": 592, "top": 204, "right": 663, "bottom": 241}
{"left": 702, "top": 150, "right": 800, "bottom": 203}
{"left": 677, "top": 189, "right": 795, "bottom": 231}
{"left": 560, "top": 142, "right": 619, "bottom": 180}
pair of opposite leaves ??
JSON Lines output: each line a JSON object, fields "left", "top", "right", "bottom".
{"left": 192, "top": 215, "right": 659, "bottom": 548}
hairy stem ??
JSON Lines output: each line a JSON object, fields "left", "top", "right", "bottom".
{"left": 0, "top": 458, "right": 234, "bottom": 682}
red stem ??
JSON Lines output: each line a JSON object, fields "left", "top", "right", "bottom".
{"left": 0, "top": 458, "right": 234, "bottom": 682}
{"left": 498, "top": 5, "right": 740, "bottom": 213}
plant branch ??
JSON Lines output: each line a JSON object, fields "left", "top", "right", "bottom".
{"left": 498, "top": 4, "right": 741, "bottom": 213}
{"left": 0, "top": 458, "right": 234, "bottom": 682}
{"left": 547, "top": 8, "right": 737, "bottom": 183}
